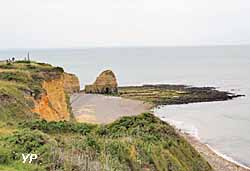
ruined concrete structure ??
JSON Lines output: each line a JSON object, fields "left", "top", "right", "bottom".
{"left": 85, "top": 70, "right": 118, "bottom": 94}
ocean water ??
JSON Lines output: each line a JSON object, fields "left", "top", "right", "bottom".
{"left": 0, "top": 46, "right": 250, "bottom": 167}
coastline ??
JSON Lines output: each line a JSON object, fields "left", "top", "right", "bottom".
{"left": 71, "top": 92, "right": 249, "bottom": 170}
{"left": 154, "top": 112, "right": 250, "bottom": 171}
{"left": 178, "top": 128, "right": 250, "bottom": 171}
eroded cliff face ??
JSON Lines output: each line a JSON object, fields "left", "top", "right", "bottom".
{"left": 32, "top": 73, "right": 80, "bottom": 121}
{"left": 63, "top": 73, "right": 80, "bottom": 94}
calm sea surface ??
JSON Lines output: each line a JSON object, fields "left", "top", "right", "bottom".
{"left": 0, "top": 46, "right": 250, "bottom": 167}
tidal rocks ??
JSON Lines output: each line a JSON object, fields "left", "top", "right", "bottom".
{"left": 118, "top": 84, "right": 244, "bottom": 106}
{"left": 85, "top": 70, "right": 118, "bottom": 94}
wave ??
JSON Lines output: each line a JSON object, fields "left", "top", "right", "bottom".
{"left": 154, "top": 113, "right": 200, "bottom": 140}
{"left": 205, "top": 144, "right": 250, "bottom": 170}
{"left": 154, "top": 113, "right": 250, "bottom": 170}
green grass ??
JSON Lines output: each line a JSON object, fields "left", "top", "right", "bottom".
{"left": 0, "top": 162, "right": 44, "bottom": 171}
{"left": 0, "top": 113, "right": 212, "bottom": 171}
{"left": 0, "top": 81, "right": 36, "bottom": 121}
{"left": 0, "top": 71, "right": 31, "bottom": 83}
{"left": 0, "top": 61, "right": 66, "bottom": 122}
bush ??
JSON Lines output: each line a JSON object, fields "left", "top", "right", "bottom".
{"left": 20, "top": 120, "right": 96, "bottom": 135}
{"left": 104, "top": 113, "right": 178, "bottom": 141}
{"left": 52, "top": 67, "right": 64, "bottom": 73}
{"left": 0, "top": 72, "right": 30, "bottom": 83}
{"left": 15, "top": 60, "right": 31, "bottom": 64}
{"left": 0, "top": 146, "right": 11, "bottom": 164}
{"left": 1, "top": 113, "right": 213, "bottom": 171}
{"left": 3, "top": 129, "right": 58, "bottom": 168}
{"left": 6, "top": 129, "right": 51, "bottom": 153}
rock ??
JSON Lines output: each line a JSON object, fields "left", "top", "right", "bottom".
{"left": 85, "top": 70, "right": 118, "bottom": 94}
{"left": 63, "top": 73, "right": 80, "bottom": 94}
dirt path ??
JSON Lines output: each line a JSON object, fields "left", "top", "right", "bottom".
{"left": 70, "top": 93, "right": 153, "bottom": 124}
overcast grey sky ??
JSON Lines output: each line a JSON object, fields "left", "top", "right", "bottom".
{"left": 0, "top": 0, "right": 250, "bottom": 48}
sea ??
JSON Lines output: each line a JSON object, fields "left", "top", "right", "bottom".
{"left": 0, "top": 45, "right": 249, "bottom": 167}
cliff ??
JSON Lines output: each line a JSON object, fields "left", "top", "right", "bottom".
{"left": 63, "top": 73, "right": 80, "bottom": 94}
{"left": 0, "top": 61, "right": 80, "bottom": 121}
{"left": 32, "top": 72, "right": 80, "bottom": 121}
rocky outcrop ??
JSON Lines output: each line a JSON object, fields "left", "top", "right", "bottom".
{"left": 32, "top": 73, "right": 80, "bottom": 121}
{"left": 63, "top": 73, "right": 80, "bottom": 94}
{"left": 85, "top": 70, "right": 118, "bottom": 94}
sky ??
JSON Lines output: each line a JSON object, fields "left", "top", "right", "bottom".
{"left": 0, "top": 0, "right": 250, "bottom": 49}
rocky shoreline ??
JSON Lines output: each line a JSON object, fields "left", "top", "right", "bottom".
{"left": 118, "top": 84, "right": 244, "bottom": 106}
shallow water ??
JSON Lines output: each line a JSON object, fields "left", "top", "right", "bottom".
{"left": 0, "top": 45, "right": 249, "bottom": 166}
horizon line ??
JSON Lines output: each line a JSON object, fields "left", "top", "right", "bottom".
{"left": 0, "top": 43, "right": 250, "bottom": 51}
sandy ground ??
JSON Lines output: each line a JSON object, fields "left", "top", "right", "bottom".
{"left": 70, "top": 93, "right": 153, "bottom": 124}
{"left": 181, "top": 132, "right": 250, "bottom": 171}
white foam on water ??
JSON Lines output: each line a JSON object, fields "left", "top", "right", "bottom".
{"left": 154, "top": 112, "right": 200, "bottom": 140}
{"left": 154, "top": 113, "right": 250, "bottom": 170}
{"left": 165, "top": 118, "right": 200, "bottom": 140}
{"left": 205, "top": 144, "right": 250, "bottom": 170}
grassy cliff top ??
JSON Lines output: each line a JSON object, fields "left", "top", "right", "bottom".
{"left": 0, "top": 61, "right": 65, "bottom": 121}
{"left": 0, "top": 60, "right": 63, "bottom": 71}
{"left": 0, "top": 60, "right": 64, "bottom": 81}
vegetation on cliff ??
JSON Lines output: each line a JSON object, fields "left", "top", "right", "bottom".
{"left": 0, "top": 61, "right": 77, "bottom": 122}
{"left": 0, "top": 113, "right": 213, "bottom": 171}
{"left": 0, "top": 61, "right": 58, "bottom": 121}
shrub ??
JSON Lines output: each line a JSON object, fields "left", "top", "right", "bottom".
{"left": 1, "top": 113, "right": 213, "bottom": 171}
{"left": 20, "top": 120, "right": 96, "bottom": 135}
{"left": 0, "top": 146, "right": 11, "bottom": 164}
{"left": 6, "top": 129, "right": 51, "bottom": 153}
{"left": 15, "top": 60, "right": 31, "bottom": 64}
{"left": 0, "top": 72, "right": 30, "bottom": 83}
{"left": 52, "top": 67, "right": 64, "bottom": 73}
{"left": 3, "top": 129, "right": 58, "bottom": 167}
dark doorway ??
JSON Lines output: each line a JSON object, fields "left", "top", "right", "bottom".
{"left": 105, "top": 87, "right": 110, "bottom": 94}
